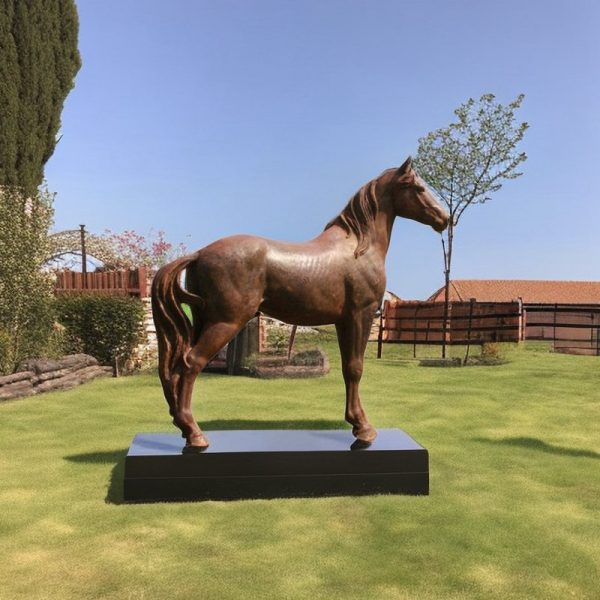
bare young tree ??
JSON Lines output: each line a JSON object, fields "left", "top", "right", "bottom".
{"left": 415, "top": 93, "right": 529, "bottom": 357}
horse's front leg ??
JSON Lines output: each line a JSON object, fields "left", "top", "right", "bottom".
{"left": 336, "top": 306, "right": 379, "bottom": 447}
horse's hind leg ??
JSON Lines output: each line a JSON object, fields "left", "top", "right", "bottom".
{"left": 336, "top": 306, "right": 379, "bottom": 447}
{"left": 176, "top": 321, "right": 244, "bottom": 452}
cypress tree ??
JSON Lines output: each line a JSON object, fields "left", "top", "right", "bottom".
{"left": 0, "top": 0, "right": 81, "bottom": 195}
{"left": 0, "top": 0, "right": 80, "bottom": 372}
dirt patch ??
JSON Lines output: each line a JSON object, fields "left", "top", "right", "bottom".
{"left": 419, "top": 358, "right": 462, "bottom": 368}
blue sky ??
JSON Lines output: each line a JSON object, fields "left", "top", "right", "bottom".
{"left": 45, "top": 0, "right": 599, "bottom": 299}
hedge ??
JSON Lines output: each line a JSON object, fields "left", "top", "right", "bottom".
{"left": 55, "top": 295, "right": 145, "bottom": 369}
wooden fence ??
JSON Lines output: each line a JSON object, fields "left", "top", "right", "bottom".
{"left": 54, "top": 267, "right": 150, "bottom": 298}
{"left": 377, "top": 300, "right": 522, "bottom": 356}
{"left": 524, "top": 304, "right": 600, "bottom": 356}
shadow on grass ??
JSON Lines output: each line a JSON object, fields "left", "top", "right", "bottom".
{"left": 65, "top": 449, "right": 127, "bottom": 505}
{"left": 473, "top": 436, "right": 600, "bottom": 459}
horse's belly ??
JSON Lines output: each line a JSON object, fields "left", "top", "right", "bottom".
{"left": 259, "top": 303, "right": 340, "bottom": 326}
{"left": 259, "top": 279, "right": 345, "bottom": 326}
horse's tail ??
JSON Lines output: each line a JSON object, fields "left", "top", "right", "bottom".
{"left": 151, "top": 254, "right": 204, "bottom": 388}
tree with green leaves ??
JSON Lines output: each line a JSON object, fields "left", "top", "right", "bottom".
{"left": 0, "top": 0, "right": 81, "bottom": 195}
{"left": 415, "top": 93, "right": 529, "bottom": 357}
{"left": 0, "top": 0, "right": 80, "bottom": 373}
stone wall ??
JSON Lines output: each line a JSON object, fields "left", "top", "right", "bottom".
{"left": 126, "top": 297, "right": 158, "bottom": 371}
{"left": 0, "top": 354, "right": 112, "bottom": 401}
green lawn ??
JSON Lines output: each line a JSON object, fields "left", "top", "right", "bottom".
{"left": 1, "top": 337, "right": 598, "bottom": 600}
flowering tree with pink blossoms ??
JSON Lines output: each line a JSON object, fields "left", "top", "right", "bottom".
{"left": 100, "top": 229, "right": 187, "bottom": 271}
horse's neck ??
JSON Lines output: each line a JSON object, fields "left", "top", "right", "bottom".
{"left": 372, "top": 198, "right": 396, "bottom": 256}
{"left": 317, "top": 195, "right": 395, "bottom": 257}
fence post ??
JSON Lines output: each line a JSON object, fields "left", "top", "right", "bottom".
{"left": 258, "top": 313, "right": 266, "bottom": 353}
{"left": 553, "top": 303, "right": 558, "bottom": 351}
{"left": 463, "top": 298, "right": 475, "bottom": 365}
{"left": 226, "top": 333, "right": 239, "bottom": 375}
{"left": 79, "top": 224, "right": 87, "bottom": 289}
{"left": 413, "top": 306, "right": 418, "bottom": 358}
{"left": 138, "top": 267, "right": 148, "bottom": 298}
{"left": 518, "top": 297, "right": 524, "bottom": 342}
{"left": 377, "top": 306, "right": 384, "bottom": 359}
{"left": 443, "top": 301, "right": 452, "bottom": 357}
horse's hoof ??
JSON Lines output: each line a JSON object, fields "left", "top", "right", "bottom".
{"left": 353, "top": 424, "right": 378, "bottom": 445}
{"left": 350, "top": 438, "right": 373, "bottom": 451}
{"left": 182, "top": 433, "right": 209, "bottom": 454}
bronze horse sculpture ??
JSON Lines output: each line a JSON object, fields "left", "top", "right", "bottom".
{"left": 152, "top": 157, "right": 449, "bottom": 452}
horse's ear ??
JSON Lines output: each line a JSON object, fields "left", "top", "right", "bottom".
{"left": 398, "top": 156, "right": 413, "bottom": 175}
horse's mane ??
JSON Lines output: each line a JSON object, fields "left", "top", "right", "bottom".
{"left": 325, "top": 172, "right": 387, "bottom": 258}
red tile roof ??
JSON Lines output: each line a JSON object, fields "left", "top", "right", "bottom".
{"left": 427, "top": 280, "right": 600, "bottom": 304}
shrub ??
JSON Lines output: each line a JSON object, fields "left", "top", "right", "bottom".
{"left": 0, "top": 328, "right": 11, "bottom": 375}
{"left": 242, "top": 353, "right": 257, "bottom": 371}
{"left": 290, "top": 348, "right": 327, "bottom": 367}
{"left": 267, "top": 327, "right": 289, "bottom": 354}
{"left": 44, "top": 322, "right": 70, "bottom": 360}
{"left": 0, "top": 187, "right": 55, "bottom": 374}
{"left": 481, "top": 342, "right": 502, "bottom": 360}
{"left": 55, "top": 295, "right": 145, "bottom": 372}
{"left": 464, "top": 342, "right": 508, "bottom": 366}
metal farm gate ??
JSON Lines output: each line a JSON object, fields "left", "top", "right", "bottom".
{"left": 376, "top": 300, "right": 600, "bottom": 357}
{"left": 524, "top": 304, "right": 600, "bottom": 356}
{"left": 377, "top": 300, "right": 522, "bottom": 357}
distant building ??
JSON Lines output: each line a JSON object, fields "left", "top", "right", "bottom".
{"left": 427, "top": 280, "right": 600, "bottom": 305}
{"left": 383, "top": 290, "right": 402, "bottom": 304}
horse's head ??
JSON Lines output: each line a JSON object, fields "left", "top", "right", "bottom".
{"left": 388, "top": 157, "right": 449, "bottom": 233}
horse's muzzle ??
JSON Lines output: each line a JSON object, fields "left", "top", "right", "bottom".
{"left": 433, "top": 221, "right": 448, "bottom": 233}
{"left": 432, "top": 213, "right": 450, "bottom": 233}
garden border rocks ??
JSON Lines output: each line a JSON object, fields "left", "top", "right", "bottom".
{"left": 252, "top": 349, "right": 330, "bottom": 379}
{"left": 0, "top": 354, "right": 111, "bottom": 401}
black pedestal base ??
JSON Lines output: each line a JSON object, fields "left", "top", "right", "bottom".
{"left": 123, "top": 429, "right": 429, "bottom": 502}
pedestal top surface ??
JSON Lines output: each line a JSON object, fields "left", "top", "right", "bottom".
{"left": 127, "top": 429, "right": 425, "bottom": 456}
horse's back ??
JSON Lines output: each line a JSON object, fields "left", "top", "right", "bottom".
{"left": 184, "top": 230, "right": 384, "bottom": 326}
{"left": 261, "top": 233, "right": 379, "bottom": 324}
{"left": 184, "top": 235, "right": 269, "bottom": 320}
